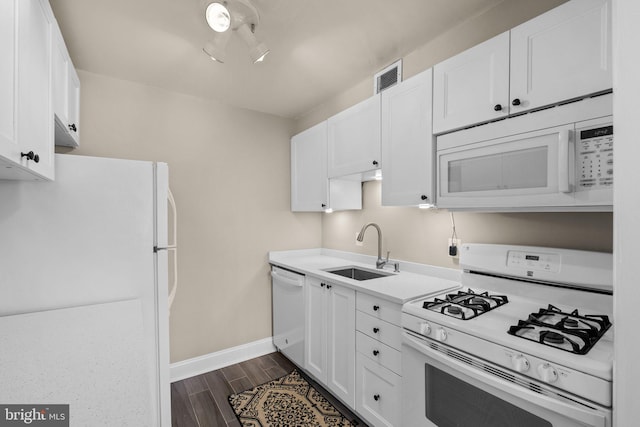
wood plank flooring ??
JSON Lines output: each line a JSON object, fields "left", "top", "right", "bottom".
{"left": 171, "top": 351, "right": 367, "bottom": 427}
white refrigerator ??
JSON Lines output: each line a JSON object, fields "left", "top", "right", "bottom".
{"left": 0, "top": 154, "right": 171, "bottom": 426}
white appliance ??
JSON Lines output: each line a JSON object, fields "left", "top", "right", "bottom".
{"left": 436, "top": 93, "right": 613, "bottom": 211}
{"left": 271, "top": 265, "right": 305, "bottom": 367}
{"left": 402, "top": 244, "right": 613, "bottom": 427}
{"left": 0, "top": 154, "right": 171, "bottom": 426}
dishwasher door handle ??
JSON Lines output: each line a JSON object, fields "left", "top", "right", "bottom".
{"left": 271, "top": 269, "right": 304, "bottom": 287}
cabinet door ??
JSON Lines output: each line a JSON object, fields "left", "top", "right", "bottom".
{"left": 66, "top": 66, "right": 80, "bottom": 146}
{"left": 304, "top": 277, "right": 326, "bottom": 382}
{"left": 0, "top": 0, "right": 18, "bottom": 160}
{"left": 510, "top": 0, "right": 612, "bottom": 113}
{"left": 52, "top": 29, "right": 69, "bottom": 129}
{"left": 327, "top": 96, "right": 381, "bottom": 177}
{"left": 326, "top": 283, "right": 356, "bottom": 407}
{"left": 16, "top": 0, "right": 54, "bottom": 180}
{"left": 433, "top": 32, "right": 510, "bottom": 134}
{"left": 356, "top": 353, "right": 402, "bottom": 427}
{"left": 291, "top": 122, "right": 328, "bottom": 211}
{"left": 381, "top": 69, "right": 434, "bottom": 207}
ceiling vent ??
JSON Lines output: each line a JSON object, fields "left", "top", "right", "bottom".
{"left": 374, "top": 59, "right": 402, "bottom": 94}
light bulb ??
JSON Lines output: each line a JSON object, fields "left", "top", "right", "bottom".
{"left": 206, "top": 3, "right": 231, "bottom": 32}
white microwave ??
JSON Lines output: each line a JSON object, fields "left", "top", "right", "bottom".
{"left": 436, "top": 94, "right": 613, "bottom": 211}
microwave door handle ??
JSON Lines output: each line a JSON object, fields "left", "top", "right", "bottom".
{"left": 558, "top": 130, "right": 572, "bottom": 193}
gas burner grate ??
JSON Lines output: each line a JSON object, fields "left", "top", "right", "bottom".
{"left": 507, "top": 305, "right": 612, "bottom": 355}
{"left": 422, "top": 288, "right": 508, "bottom": 320}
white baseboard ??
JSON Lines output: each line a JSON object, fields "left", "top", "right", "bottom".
{"left": 170, "top": 337, "right": 277, "bottom": 383}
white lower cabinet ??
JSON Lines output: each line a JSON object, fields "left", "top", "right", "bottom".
{"left": 355, "top": 293, "right": 403, "bottom": 427}
{"left": 356, "top": 353, "right": 402, "bottom": 427}
{"left": 304, "top": 277, "right": 356, "bottom": 407}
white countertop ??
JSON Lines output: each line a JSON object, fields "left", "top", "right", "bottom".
{"left": 269, "top": 248, "right": 462, "bottom": 304}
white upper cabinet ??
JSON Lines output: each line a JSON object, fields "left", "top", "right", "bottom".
{"left": 0, "top": 0, "right": 55, "bottom": 181}
{"left": 52, "top": 25, "right": 80, "bottom": 148}
{"left": 433, "top": 32, "right": 510, "bottom": 135}
{"left": 509, "top": 0, "right": 612, "bottom": 114}
{"left": 433, "top": 0, "right": 612, "bottom": 134}
{"left": 381, "top": 68, "right": 435, "bottom": 207}
{"left": 0, "top": 0, "right": 18, "bottom": 161}
{"left": 291, "top": 122, "right": 361, "bottom": 212}
{"left": 328, "top": 95, "right": 381, "bottom": 178}
{"left": 291, "top": 122, "right": 329, "bottom": 211}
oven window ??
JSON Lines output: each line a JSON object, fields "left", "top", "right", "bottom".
{"left": 425, "top": 364, "right": 552, "bottom": 427}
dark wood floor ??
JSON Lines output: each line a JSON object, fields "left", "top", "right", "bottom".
{"left": 171, "top": 351, "right": 366, "bottom": 427}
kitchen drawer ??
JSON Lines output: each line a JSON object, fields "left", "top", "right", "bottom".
{"left": 356, "top": 292, "right": 401, "bottom": 326}
{"left": 356, "top": 310, "right": 402, "bottom": 350}
{"left": 356, "top": 353, "right": 401, "bottom": 427}
{"left": 356, "top": 332, "right": 401, "bottom": 375}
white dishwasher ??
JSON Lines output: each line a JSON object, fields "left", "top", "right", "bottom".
{"left": 271, "top": 265, "right": 305, "bottom": 367}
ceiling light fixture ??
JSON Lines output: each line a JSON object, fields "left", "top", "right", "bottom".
{"left": 205, "top": 2, "right": 231, "bottom": 32}
{"left": 202, "top": 0, "right": 269, "bottom": 64}
{"left": 237, "top": 23, "right": 270, "bottom": 63}
{"left": 203, "top": 30, "right": 232, "bottom": 63}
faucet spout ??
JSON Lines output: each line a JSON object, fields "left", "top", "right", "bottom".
{"left": 356, "top": 223, "right": 386, "bottom": 269}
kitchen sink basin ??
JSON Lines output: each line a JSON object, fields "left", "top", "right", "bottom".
{"left": 324, "top": 266, "right": 392, "bottom": 281}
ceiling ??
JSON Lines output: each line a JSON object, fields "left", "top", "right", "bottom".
{"left": 50, "top": 0, "right": 508, "bottom": 119}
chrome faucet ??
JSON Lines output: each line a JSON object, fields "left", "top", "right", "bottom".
{"left": 356, "top": 223, "right": 399, "bottom": 271}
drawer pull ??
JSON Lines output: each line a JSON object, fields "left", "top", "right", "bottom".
{"left": 373, "top": 350, "right": 379, "bottom": 356}
{"left": 373, "top": 327, "right": 380, "bottom": 334}
{"left": 373, "top": 394, "right": 380, "bottom": 401}
{"left": 320, "top": 283, "right": 326, "bottom": 288}
{"left": 373, "top": 305, "right": 380, "bottom": 311}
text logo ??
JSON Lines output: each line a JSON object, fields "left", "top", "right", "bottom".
{"left": 0, "top": 405, "right": 68, "bottom": 426}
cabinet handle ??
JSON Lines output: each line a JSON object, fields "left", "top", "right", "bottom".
{"left": 373, "top": 305, "right": 380, "bottom": 311}
{"left": 373, "top": 327, "right": 379, "bottom": 333}
{"left": 494, "top": 104, "right": 502, "bottom": 111}
{"left": 21, "top": 151, "right": 40, "bottom": 163}
{"left": 372, "top": 350, "right": 379, "bottom": 356}
{"left": 373, "top": 394, "right": 380, "bottom": 401}
{"left": 321, "top": 203, "right": 326, "bottom": 208}
{"left": 420, "top": 195, "right": 428, "bottom": 201}
{"left": 320, "top": 283, "right": 326, "bottom": 288}
{"left": 372, "top": 160, "right": 379, "bottom": 166}
{"left": 512, "top": 98, "right": 521, "bottom": 106}
{"left": 326, "top": 284, "right": 332, "bottom": 289}
{"left": 68, "top": 123, "right": 77, "bottom": 132}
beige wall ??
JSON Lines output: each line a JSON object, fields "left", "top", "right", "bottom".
{"left": 60, "top": 71, "right": 322, "bottom": 363}
{"left": 298, "top": 0, "right": 612, "bottom": 266}
{"left": 323, "top": 181, "right": 612, "bottom": 268}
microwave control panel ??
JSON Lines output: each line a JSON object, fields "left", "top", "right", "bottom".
{"left": 576, "top": 124, "right": 613, "bottom": 191}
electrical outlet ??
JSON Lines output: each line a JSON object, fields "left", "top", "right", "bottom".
{"left": 448, "top": 238, "right": 462, "bottom": 257}
{"left": 355, "top": 232, "right": 363, "bottom": 247}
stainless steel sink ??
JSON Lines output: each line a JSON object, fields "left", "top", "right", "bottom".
{"left": 324, "top": 266, "right": 392, "bottom": 281}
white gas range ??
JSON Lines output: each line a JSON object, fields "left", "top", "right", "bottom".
{"left": 401, "top": 244, "right": 613, "bottom": 427}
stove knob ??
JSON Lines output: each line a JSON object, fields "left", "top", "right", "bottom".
{"left": 537, "top": 363, "right": 558, "bottom": 383}
{"left": 435, "top": 328, "right": 447, "bottom": 342}
{"left": 420, "top": 322, "right": 432, "bottom": 336}
{"left": 511, "top": 354, "right": 530, "bottom": 373}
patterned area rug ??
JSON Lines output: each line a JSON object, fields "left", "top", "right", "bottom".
{"left": 228, "top": 369, "right": 356, "bottom": 426}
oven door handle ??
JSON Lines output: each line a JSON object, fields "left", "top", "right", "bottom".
{"left": 402, "top": 332, "right": 607, "bottom": 427}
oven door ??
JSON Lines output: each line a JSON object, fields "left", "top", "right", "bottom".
{"left": 402, "top": 331, "right": 611, "bottom": 427}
